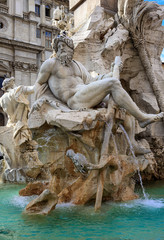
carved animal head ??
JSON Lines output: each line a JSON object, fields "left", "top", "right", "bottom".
{"left": 66, "top": 149, "right": 89, "bottom": 174}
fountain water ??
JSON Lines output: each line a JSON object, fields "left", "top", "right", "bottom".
{"left": 0, "top": 182, "right": 164, "bottom": 240}
{"left": 119, "top": 123, "right": 147, "bottom": 199}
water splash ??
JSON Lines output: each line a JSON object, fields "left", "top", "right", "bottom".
{"left": 119, "top": 198, "right": 164, "bottom": 209}
{"left": 56, "top": 203, "right": 75, "bottom": 208}
{"left": 9, "top": 195, "right": 37, "bottom": 208}
{"left": 119, "top": 124, "right": 147, "bottom": 199}
{"left": 139, "top": 198, "right": 164, "bottom": 208}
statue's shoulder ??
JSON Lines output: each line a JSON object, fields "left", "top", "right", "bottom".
{"left": 41, "top": 57, "right": 57, "bottom": 71}
{"left": 44, "top": 57, "right": 56, "bottom": 65}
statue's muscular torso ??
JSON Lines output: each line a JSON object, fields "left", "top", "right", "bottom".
{"left": 37, "top": 58, "right": 85, "bottom": 104}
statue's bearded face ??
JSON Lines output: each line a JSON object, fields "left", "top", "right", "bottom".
{"left": 56, "top": 41, "right": 74, "bottom": 66}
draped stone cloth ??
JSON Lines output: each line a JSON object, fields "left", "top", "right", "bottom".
{"left": 0, "top": 86, "right": 32, "bottom": 146}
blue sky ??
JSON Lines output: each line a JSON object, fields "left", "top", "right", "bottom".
{"left": 161, "top": 50, "right": 164, "bottom": 63}
{"left": 145, "top": 0, "right": 164, "bottom": 4}
{"left": 145, "top": 0, "right": 164, "bottom": 61}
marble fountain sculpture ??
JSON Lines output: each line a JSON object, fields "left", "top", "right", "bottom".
{"left": 0, "top": 0, "right": 164, "bottom": 215}
{"left": 0, "top": 77, "right": 43, "bottom": 183}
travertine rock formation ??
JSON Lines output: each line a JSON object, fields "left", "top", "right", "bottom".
{"left": 23, "top": 102, "right": 153, "bottom": 214}
{"left": 19, "top": 181, "right": 49, "bottom": 196}
{"left": 25, "top": 189, "right": 58, "bottom": 215}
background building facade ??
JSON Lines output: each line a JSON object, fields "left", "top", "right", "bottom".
{"left": 0, "top": 0, "right": 68, "bottom": 124}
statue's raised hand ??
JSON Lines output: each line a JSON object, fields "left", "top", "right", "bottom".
{"left": 114, "top": 56, "right": 123, "bottom": 71}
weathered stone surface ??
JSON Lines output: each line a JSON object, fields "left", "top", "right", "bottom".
{"left": 55, "top": 153, "right": 149, "bottom": 204}
{"left": 102, "top": 24, "right": 129, "bottom": 54}
{"left": 25, "top": 189, "right": 58, "bottom": 215}
{"left": 19, "top": 181, "right": 49, "bottom": 196}
{"left": 70, "top": 0, "right": 116, "bottom": 29}
{"left": 72, "top": 6, "right": 115, "bottom": 72}
{"left": 0, "top": 135, "right": 43, "bottom": 183}
{"left": 24, "top": 120, "right": 152, "bottom": 209}
{"left": 132, "top": 93, "right": 160, "bottom": 114}
{"left": 28, "top": 104, "right": 106, "bottom": 132}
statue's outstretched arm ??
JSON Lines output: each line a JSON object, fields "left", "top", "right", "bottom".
{"left": 23, "top": 86, "right": 35, "bottom": 95}
{"left": 36, "top": 59, "right": 54, "bottom": 85}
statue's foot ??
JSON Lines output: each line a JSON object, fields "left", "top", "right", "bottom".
{"left": 139, "top": 112, "right": 164, "bottom": 128}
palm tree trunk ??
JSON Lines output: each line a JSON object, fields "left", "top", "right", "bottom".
{"left": 132, "top": 37, "right": 164, "bottom": 112}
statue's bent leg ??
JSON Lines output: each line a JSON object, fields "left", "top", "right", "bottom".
{"left": 111, "top": 83, "right": 164, "bottom": 127}
{"left": 68, "top": 76, "right": 164, "bottom": 127}
{"left": 67, "top": 77, "right": 119, "bottom": 110}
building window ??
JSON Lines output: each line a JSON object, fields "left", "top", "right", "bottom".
{"left": 0, "top": 76, "right": 4, "bottom": 89}
{"left": 45, "top": 5, "right": 50, "bottom": 17}
{"left": 0, "top": 22, "right": 3, "bottom": 29}
{"left": 0, "top": 76, "right": 4, "bottom": 97}
{"left": 35, "top": 4, "right": 40, "bottom": 17}
{"left": 45, "top": 31, "right": 52, "bottom": 48}
{"left": 36, "top": 28, "right": 41, "bottom": 38}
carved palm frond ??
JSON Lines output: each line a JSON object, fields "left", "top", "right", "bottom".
{"left": 129, "top": 1, "right": 160, "bottom": 42}
{"left": 119, "top": 0, "right": 164, "bottom": 111}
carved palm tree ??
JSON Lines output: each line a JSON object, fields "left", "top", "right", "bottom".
{"left": 119, "top": 0, "right": 164, "bottom": 111}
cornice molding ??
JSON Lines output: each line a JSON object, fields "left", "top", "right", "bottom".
{"left": 0, "top": 37, "right": 44, "bottom": 52}
{"left": 41, "top": 0, "right": 53, "bottom": 7}
{"left": 9, "top": 61, "right": 38, "bottom": 72}
{"left": 41, "top": 0, "right": 69, "bottom": 7}
{"left": 39, "top": 23, "right": 59, "bottom": 32}
{"left": 0, "top": 11, "right": 38, "bottom": 24}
